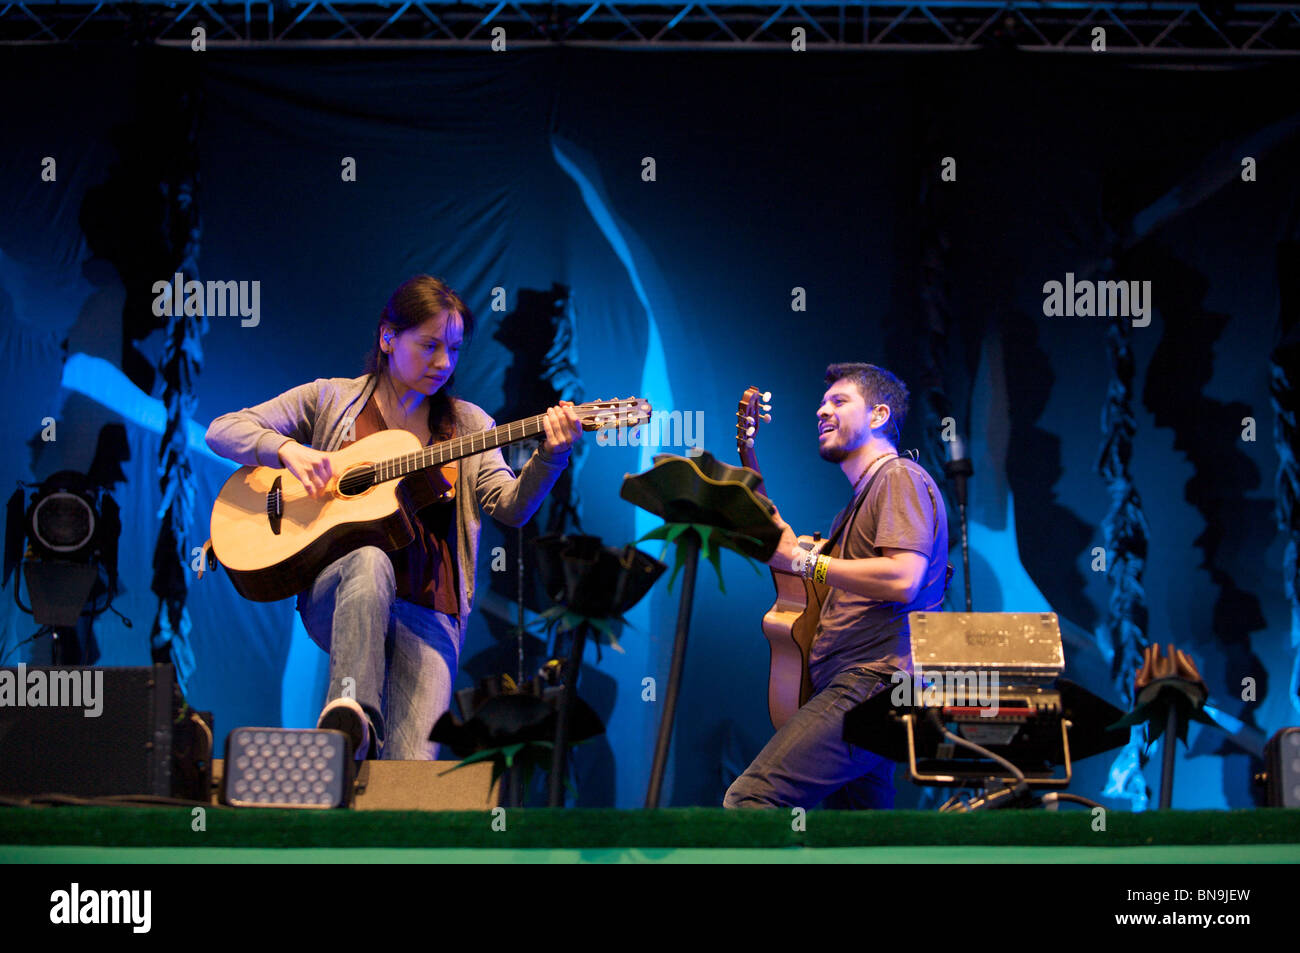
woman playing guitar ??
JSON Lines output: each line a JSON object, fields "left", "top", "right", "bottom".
{"left": 205, "top": 275, "right": 583, "bottom": 760}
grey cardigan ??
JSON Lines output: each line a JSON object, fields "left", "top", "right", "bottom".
{"left": 204, "top": 374, "right": 571, "bottom": 646}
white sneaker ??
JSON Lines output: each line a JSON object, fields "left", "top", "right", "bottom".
{"left": 317, "top": 696, "right": 371, "bottom": 760}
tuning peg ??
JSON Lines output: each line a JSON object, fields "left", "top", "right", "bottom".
{"left": 745, "top": 426, "right": 755, "bottom": 437}
{"left": 761, "top": 413, "right": 771, "bottom": 423}
{"left": 761, "top": 391, "right": 771, "bottom": 402}
{"left": 744, "top": 437, "right": 754, "bottom": 448}
{"left": 760, "top": 403, "right": 771, "bottom": 412}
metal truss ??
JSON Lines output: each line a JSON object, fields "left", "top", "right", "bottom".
{"left": 4, "top": 1, "right": 1300, "bottom": 53}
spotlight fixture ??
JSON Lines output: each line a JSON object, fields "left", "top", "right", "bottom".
{"left": 4, "top": 470, "right": 122, "bottom": 662}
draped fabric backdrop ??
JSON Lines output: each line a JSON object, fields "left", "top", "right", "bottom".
{"left": 2, "top": 46, "right": 1298, "bottom": 807}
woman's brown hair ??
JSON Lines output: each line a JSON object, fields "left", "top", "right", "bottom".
{"left": 363, "top": 275, "right": 475, "bottom": 442}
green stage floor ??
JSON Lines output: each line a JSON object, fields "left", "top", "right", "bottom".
{"left": 2, "top": 806, "right": 1299, "bottom": 863}
{"left": 4, "top": 844, "right": 1300, "bottom": 863}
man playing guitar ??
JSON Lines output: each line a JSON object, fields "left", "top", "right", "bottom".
{"left": 725, "top": 363, "right": 949, "bottom": 809}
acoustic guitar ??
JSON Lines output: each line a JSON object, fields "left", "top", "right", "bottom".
{"left": 209, "top": 397, "right": 650, "bottom": 602}
{"left": 736, "top": 386, "right": 826, "bottom": 729}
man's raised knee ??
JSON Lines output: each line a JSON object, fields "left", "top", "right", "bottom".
{"left": 724, "top": 777, "right": 774, "bottom": 809}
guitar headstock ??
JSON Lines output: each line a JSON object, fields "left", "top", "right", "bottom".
{"left": 578, "top": 397, "right": 653, "bottom": 432}
{"left": 736, "top": 386, "right": 771, "bottom": 470}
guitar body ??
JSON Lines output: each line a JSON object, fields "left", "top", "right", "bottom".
{"left": 737, "top": 386, "right": 822, "bottom": 730}
{"left": 210, "top": 430, "right": 449, "bottom": 602}
{"left": 763, "top": 537, "right": 826, "bottom": 729}
{"left": 209, "top": 397, "right": 650, "bottom": 603}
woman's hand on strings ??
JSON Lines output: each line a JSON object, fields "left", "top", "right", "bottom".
{"left": 279, "top": 441, "right": 336, "bottom": 499}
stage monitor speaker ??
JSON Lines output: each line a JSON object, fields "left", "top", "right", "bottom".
{"left": 1263, "top": 727, "right": 1300, "bottom": 808}
{"left": 211, "top": 758, "right": 500, "bottom": 810}
{"left": 0, "top": 663, "right": 210, "bottom": 801}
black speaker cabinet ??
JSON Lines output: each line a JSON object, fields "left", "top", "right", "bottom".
{"left": 0, "top": 663, "right": 209, "bottom": 800}
{"left": 1264, "top": 727, "right": 1300, "bottom": 808}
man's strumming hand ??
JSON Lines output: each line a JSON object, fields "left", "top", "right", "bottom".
{"left": 766, "top": 505, "right": 801, "bottom": 570}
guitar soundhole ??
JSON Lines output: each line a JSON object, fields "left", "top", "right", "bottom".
{"left": 336, "top": 464, "right": 377, "bottom": 499}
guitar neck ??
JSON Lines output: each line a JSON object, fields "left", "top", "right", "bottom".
{"left": 738, "top": 445, "right": 769, "bottom": 500}
{"left": 371, "top": 414, "right": 550, "bottom": 484}
{"left": 736, "top": 386, "right": 773, "bottom": 500}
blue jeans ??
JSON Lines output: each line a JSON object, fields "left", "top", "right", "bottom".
{"left": 296, "top": 546, "right": 460, "bottom": 760}
{"left": 723, "top": 667, "right": 896, "bottom": 809}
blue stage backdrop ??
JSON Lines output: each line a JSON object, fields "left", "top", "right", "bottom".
{"left": 2, "top": 45, "right": 1298, "bottom": 808}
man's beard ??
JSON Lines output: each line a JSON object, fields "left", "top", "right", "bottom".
{"left": 817, "top": 424, "right": 866, "bottom": 463}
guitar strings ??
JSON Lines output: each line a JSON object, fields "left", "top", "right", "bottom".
{"left": 327, "top": 401, "right": 638, "bottom": 493}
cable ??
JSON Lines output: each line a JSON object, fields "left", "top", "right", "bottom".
{"left": 924, "top": 708, "right": 1033, "bottom": 812}
{"left": 0, "top": 793, "right": 214, "bottom": 809}
{"left": 1040, "top": 792, "right": 1104, "bottom": 810}
{"left": 0, "top": 625, "right": 51, "bottom": 666}
{"left": 925, "top": 708, "right": 1026, "bottom": 784}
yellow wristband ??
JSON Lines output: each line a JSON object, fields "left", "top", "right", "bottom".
{"left": 814, "top": 554, "right": 830, "bottom": 585}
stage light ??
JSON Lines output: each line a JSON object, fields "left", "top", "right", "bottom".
{"left": 221, "top": 728, "right": 356, "bottom": 808}
{"left": 4, "top": 470, "right": 122, "bottom": 662}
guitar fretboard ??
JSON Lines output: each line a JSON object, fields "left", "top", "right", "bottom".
{"left": 372, "top": 413, "right": 552, "bottom": 484}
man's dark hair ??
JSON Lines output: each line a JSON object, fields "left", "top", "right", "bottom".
{"left": 824, "top": 362, "right": 909, "bottom": 447}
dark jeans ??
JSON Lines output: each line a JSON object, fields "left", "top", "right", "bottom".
{"left": 724, "top": 666, "right": 896, "bottom": 809}
{"left": 296, "top": 546, "right": 460, "bottom": 760}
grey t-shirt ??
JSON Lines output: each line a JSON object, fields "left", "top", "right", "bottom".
{"left": 807, "top": 456, "right": 949, "bottom": 690}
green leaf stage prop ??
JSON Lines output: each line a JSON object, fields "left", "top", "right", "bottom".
{"left": 434, "top": 534, "right": 664, "bottom": 805}
{"left": 619, "top": 451, "right": 782, "bottom": 807}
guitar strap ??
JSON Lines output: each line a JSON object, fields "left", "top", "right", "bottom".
{"left": 823, "top": 456, "right": 955, "bottom": 608}
{"left": 823, "top": 456, "right": 906, "bottom": 555}
{"left": 196, "top": 537, "right": 218, "bottom": 580}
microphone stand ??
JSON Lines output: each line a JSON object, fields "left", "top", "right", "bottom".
{"left": 942, "top": 442, "right": 974, "bottom": 612}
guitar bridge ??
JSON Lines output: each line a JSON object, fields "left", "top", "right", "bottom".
{"left": 267, "top": 475, "right": 283, "bottom": 535}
